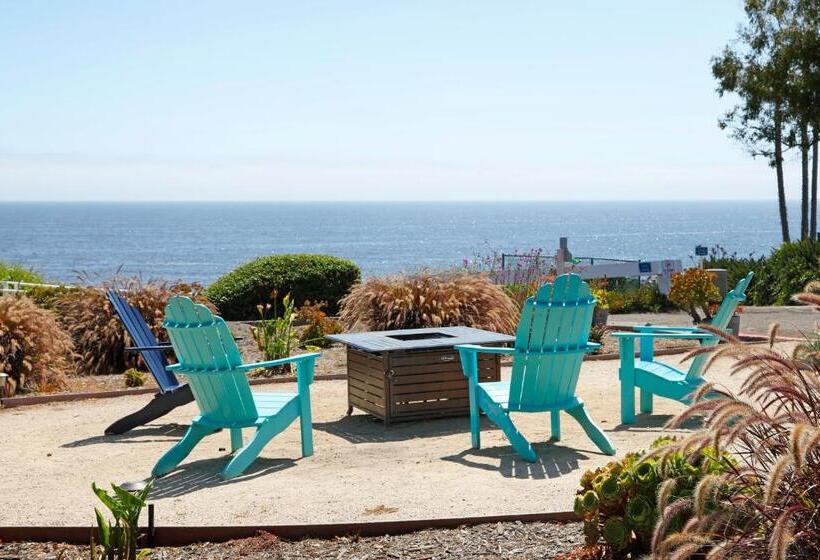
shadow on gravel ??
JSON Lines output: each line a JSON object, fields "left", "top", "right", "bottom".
{"left": 441, "top": 443, "right": 588, "bottom": 479}
{"left": 61, "top": 423, "right": 189, "bottom": 448}
{"left": 612, "top": 414, "right": 702, "bottom": 432}
{"left": 313, "top": 413, "right": 499, "bottom": 444}
{"left": 149, "top": 456, "right": 297, "bottom": 498}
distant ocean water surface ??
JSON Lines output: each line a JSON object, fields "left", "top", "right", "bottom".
{"left": 0, "top": 201, "right": 800, "bottom": 285}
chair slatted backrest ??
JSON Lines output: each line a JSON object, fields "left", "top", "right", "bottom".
{"left": 163, "top": 296, "right": 258, "bottom": 425}
{"left": 508, "top": 274, "right": 596, "bottom": 412}
{"left": 107, "top": 289, "right": 180, "bottom": 393}
{"left": 685, "top": 271, "right": 754, "bottom": 381}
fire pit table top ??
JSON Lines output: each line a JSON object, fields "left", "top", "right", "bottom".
{"left": 326, "top": 326, "right": 515, "bottom": 353}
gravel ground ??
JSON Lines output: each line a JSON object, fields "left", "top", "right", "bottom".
{"left": 0, "top": 521, "right": 586, "bottom": 560}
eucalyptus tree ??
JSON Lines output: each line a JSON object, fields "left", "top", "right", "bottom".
{"left": 712, "top": 0, "right": 795, "bottom": 242}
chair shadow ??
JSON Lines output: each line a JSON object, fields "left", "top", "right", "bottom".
{"left": 442, "top": 442, "right": 590, "bottom": 480}
{"left": 612, "top": 414, "right": 703, "bottom": 432}
{"left": 61, "top": 423, "right": 189, "bottom": 448}
{"left": 148, "top": 456, "right": 297, "bottom": 499}
{"left": 313, "top": 413, "right": 499, "bottom": 444}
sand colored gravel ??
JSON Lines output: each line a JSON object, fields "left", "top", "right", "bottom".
{"left": 0, "top": 345, "right": 782, "bottom": 527}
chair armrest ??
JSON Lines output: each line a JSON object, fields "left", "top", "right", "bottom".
{"left": 125, "top": 343, "right": 173, "bottom": 353}
{"left": 453, "top": 344, "right": 516, "bottom": 355}
{"left": 167, "top": 352, "right": 321, "bottom": 372}
{"left": 235, "top": 352, "right": 322, "bottom": 371}
{"left": 611, "top": 331, "right": 717, "bottom": 340}
{"left": 632, "top": 325, "right": 702, "bottom": 333}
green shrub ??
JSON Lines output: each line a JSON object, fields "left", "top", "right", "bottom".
{"left": 123, "top": 368, "right": 146, "bottom": 388}
{"left": 0, "top": 262, "right": 44, "bottom": 284}
{"left": 26, "top": 285, "right": 74, "bottom": 311}
{"left": 702, "top": 245, "right": 765, "bottom": 292}
{"left": 207, "top": 254, "right": 360, "bottom": 320}
{"left": 596, "top": 283, "right": 671, "bottom": 314}
{"left": 751, "top": 240, "right": 820, "bottom": 305}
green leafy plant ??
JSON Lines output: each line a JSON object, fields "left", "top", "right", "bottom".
{"left": 123, "top": 368, "right": 146, "bottom": 388}
{"left": 573, "top": 437, "right": 732, "bottom": 558}
{"left": 251, "top": 293, "right": 300, "bottom": 373}
{"left": 668, "top": 268, "right": 721, "bottom": 323}
{"left": 339, "top": 271, "right": 519, "bottom": 334}
{"left": 591, "top": 281, "right": 671, "bottom": 315}
{"left": 0, "top": 261, "right": 44, "bottom": 284}
{"left": 91, "top": 481, "right": 152, "bottom": 560}
{"left": 0, "top": 294, "right": 73, "bottom": 395}
{"left": 703, "top": 245, "right": 765, "bottom": 297}
{"left": 751, "top": 240, "right": 820, "bottom": 305}
{"left": 297, "top": 300, "right": 343, "bottom": 348}
{"left": 206, "top": 254, "right": 360, "bottom": 320}
{"left": 652, "top": 289, "right": 820, "bottom": 559}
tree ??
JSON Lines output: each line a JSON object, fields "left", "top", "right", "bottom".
{"left": 713, "top": 0, "right": 793, "bottom": 242}
{"left": 780, "top": 0, "right": 820, "bottom": 239}
{"left": 713, "top": 0, "right": 819, "bottom": 242}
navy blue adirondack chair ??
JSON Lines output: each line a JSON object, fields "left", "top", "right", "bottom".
{"left": 104, "top": 289, "right": 194, "bottom": 435}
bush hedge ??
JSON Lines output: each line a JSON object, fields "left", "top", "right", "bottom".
{"left": 0, "top": 261, "right": 44, "bottom": 284}
{"left": 751, "top": 240, "right": 820, "bottom": 305}
{"left": 207, "top": 254, "right": 361, "bottom": 320}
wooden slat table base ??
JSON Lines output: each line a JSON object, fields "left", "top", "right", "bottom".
{"left": 345, "top": 347, "right": 501, "bottom": 425}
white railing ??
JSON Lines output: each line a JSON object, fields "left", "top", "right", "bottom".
{"left": 0, "top": 281, "right": 74, "bottom": 296}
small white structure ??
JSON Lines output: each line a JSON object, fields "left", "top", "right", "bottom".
{"left": 554, "top": 238, "right": 681, "bottom": 295}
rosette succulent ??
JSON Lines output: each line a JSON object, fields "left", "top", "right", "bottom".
{"left": 602, "top": 516, "right": 630, "bottom": 551}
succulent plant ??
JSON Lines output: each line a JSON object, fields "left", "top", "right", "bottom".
{"left": 574, "top": 435, "right": 734, "bottom": 557}
{"left": 625, "top": 495, "right": 655, "bottom": 534}
{"left": 633, "top": 461, "right": 658, "bottom": 495}
{"left": 602, "top": 517, "right": 630, "bottom": 551}
{"left": 597, "top": 475, "right": 621, "bottom": 508}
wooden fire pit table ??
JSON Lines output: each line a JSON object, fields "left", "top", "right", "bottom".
{"left": 327, "top": 326, "right": 515, "bottom": 425}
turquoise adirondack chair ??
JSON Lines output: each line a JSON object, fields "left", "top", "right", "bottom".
{"left": 456, "top": 274, "right": 615, "bottom": 462}
{"left": 152, "top": 296, "right": 320, "bottom": 480}
{"left": 613, "top": 271, "right": 753, "bottom": 424}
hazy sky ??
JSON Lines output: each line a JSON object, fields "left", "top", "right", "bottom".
{"left": 0, "top": 1, "right": 804, "bottom": 201}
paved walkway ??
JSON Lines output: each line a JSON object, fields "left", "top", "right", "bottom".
{"left": 612, "top": 306, "right": 817, "bottom": 337}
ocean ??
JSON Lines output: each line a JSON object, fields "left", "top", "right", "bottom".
{"left": 0, "top": 201, "right": 799, "bottom": 285}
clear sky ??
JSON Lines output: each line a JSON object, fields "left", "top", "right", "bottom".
{"left": 0, "top": 1, "right": 804, "bottom": 201}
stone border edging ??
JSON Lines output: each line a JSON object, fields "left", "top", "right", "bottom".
{"left": 0, "top": 510, "right": 578, "bottom": 546}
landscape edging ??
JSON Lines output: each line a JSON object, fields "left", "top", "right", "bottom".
{"left": 0, "top": 510, "right": 578, "bottom": 545}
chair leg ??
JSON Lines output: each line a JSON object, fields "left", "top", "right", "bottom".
{"left": 105, "top": 385, "right": 194, "bottom": 435}
{"left": 230, "top": 428, "right": 243, "bottom": 452}
{"left": 550, "top": 411, "right": 561, "bottom": 441}
{"left": 566, "top": 402, "right": 616, "bottom": 456}
{"left": 299, "top": 398, "right": 314, "bottom": 458}
{"left": 620, "top": 375, "right": 636, "bottom": 424}
{"left": 221, "top": 414, "right": 291, "bottom": 479}
{"left": 470, "top": 395, "right": 481, "bottom": 449}
{"left": 152, "top": 420, "right": 216, "bottom": 477}
{"left": 640, "top": 389, "right": 653, "bottom": 414}
{"left": 482, "top": 398, "right": 537, "bottom": 462}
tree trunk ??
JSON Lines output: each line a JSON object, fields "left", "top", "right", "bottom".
{"left": 800, "top": 122, "right": 810, "bottom": 239}
{"left": 811, "top": 127, "right": 818, "bottom": 241}
{"left": 775, "top": 104, "right": 790, "bottom": 243}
